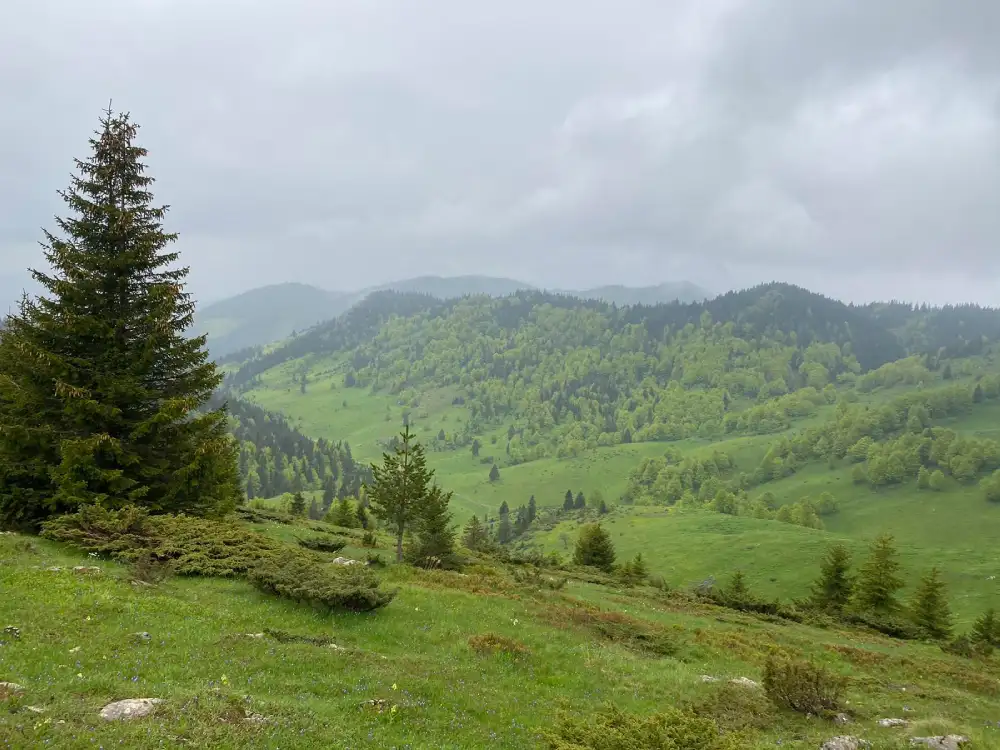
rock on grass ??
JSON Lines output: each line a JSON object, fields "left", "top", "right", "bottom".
{"left": 99, "top": 698, "right": 163, "bottom": 721}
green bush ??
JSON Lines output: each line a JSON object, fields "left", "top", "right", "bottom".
{"left": 543, "top": 704, "right": 746, "bottom": 749}
{"left": 41, "top": 505, "right": 281, "bottom": 576}
{"left": 249, "top": 553, "right": 396, "bottom": 612}
{"left": 297, "top": 536, "right": 347, "bottom": 553}
{"left": 691, "top": 682, "right": 776, "bottom": 732}
{"left": 573, "top": 523, "right": 616, "bottom": 572}
{"left": 762, "top": 656, "right": 847, "bottom": 716}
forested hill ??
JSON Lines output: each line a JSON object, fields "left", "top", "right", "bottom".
{"left": 210, "top": 393, "right": 370, "bottom": 503}
{"left": 224, "top": 282, "right": 1000, "bottom": 391}
{"left": 219, "top": 282, "right": 1000, "bottom": 463}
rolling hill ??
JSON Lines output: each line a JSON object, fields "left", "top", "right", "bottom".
{"left": 213, "top": 281, "right": 1000, "bottom": 632}
{"left": 196, "top": 275, "right": 712, "bottom": 359}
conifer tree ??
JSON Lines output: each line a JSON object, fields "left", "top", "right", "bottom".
{"left": 368, "top": 425, "right": 433, "bottom": 562}
{"left": 853, "top": 534, "right": 904, "bottom": 613}
{"left": 289, "top": 491, "right": 307, "bottom": 517}
{"left": 910, "top": 567, "right": 952, "bottom": 640}
{"left": 489, "top": 464, "right": 500, "bottom": 482}
{"left": 407, "top": 485, "right": 457, "bottom": 568}
{"left": 328, "top": 496, "right": 357, "bottom": 528}
{"left": 527, "top": 495, "right": 537, "bottom": 523}
{"left": 599, "top": 499, "right": 609, "bottom": 514}
{"left": 355, "top": 501, "right": 369, "bottom": 529}
{"left": 0, "top": 109, "right": 240, "bottom": 529}
{"left": 498, "top": 500, "right": 509, "bottom": 517}
{"left": 563, "top": 490, "right": 574, "bottom": 511}
{"left": 971, "top": 609, "right": 1000, "bottom": 648}
{"left": 322, "top": 476, "right": 336, "bottom": 511}
{"left": 308, "top": 498, "right": 322, "bottom": 521}
{"left": 627, "top": 552, "right": 648, "bottom": 582}
{"left": 574, "top": 491, "right": 586, "bottom": 509}
{"left": 810, "top": 544, "right": 853, "bottom": 613}
{"left": 724, "top": 570, "right": 751, "bottom": 605}
{"left": 497, "top": 514, "right": 512, "bottom": 544}
{"left": 462, "top": 514, "right": 488, "bottom": 551}
{"left": 573, "top": 523, "right": 615, "bottom": 572}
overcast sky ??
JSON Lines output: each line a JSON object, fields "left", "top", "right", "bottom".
{"left": 2, "top": 0, "right": 999, "bottom": 306}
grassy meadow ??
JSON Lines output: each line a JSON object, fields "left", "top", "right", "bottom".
{"left": 3, "top": 526, "right": 1000, "bottom": 749}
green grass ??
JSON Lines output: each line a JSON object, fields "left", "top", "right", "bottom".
{"left": 4, "top": 530, "right": 1000, "bottom": 748}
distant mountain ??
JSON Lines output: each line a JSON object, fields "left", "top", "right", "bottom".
{"left": 193, "top": 283, "right": 356, "bottom": 359}
{"left": 370, "top": 275, "right": 535, "bottom": 299}
{"left": 200, "top": 275, "right": 709, "bottom": 360}
{"left": 573, "top": 281, "right": 709, "bottom": 306}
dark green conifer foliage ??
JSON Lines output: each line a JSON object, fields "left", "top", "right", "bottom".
{"left": 407, "top": 485, "right": 457, "bottom": 568}
{"left": 971, "top": 609, "right": 1000, "bottom": 648}
{"left": 910, "top": 567, "right": 953, "bottom": 640}
{"left": 810, "top": 544, "right": 853, "bottom": 612}
{"left": 462, "top": 514, "right": 488, "bottom": 551}
{"left": 368, "top": 425, "right": 434, "bottom": 562}
{"left": 289, "top": 491, "right": 307, "bottom": 517}
{"left": 853, "top": 534, "right": 904, "bottom": 613}
{"left": 0, "top": 109, "right": 239, "bottom": 529}
{"left": 573, "top": 523, "right": 616, "bottom": 572}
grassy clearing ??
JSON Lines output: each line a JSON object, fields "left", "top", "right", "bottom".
{"left": 3, "top": 531, "right": 1000, "bottom": 748}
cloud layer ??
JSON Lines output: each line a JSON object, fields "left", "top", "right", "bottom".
{"left": 2, "top": 0, "right": 998, "bottom": 304}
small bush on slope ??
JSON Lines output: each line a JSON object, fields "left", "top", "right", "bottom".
{"left": 249, "top": 554, "right": 396, "bottom": 612}
{"left": 41, "top": 504, "right": 395, "bottom": 611}
{"left": 297, "top": 536, "right": 348, "bottom": 553}
{"left": 543, "top": 704, "right": 746, "bottom": 750}
{"left": 762, "top": 655, "right": 847, "bottom": 716}
{"left": 41, "top": 504, "right": 279, "bottom": 576}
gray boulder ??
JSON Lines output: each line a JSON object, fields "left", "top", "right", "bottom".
{"left": 821, "top": 738, "right": 871, "bottom": 750}
{"left": 99, "top": 698, "right": 163, "bottom": 721}
{"left": 878, "top": 718, "right": 910, "bottom": 728}
{"left": 909, "top": 737, "right": 970, "bottom": 750}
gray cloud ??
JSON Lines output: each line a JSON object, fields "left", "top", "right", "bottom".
{"left": 1, "top": 0, "right": 998, "bottom": 305}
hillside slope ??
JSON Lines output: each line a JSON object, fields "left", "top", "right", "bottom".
{"left": 3, "top": 527, "right": 999, "bottom": 749}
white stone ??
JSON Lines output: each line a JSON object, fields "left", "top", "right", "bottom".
{"left": 99, "top": 698, "right": 163, "bottom": 721}
{"left": 729, "top": 676, "right": 760, "bottom": 689}
{"left": 821, "top": 737, "right": 870, "bottom": 750}
{"left": 909, "top": 737, "right": 970, "bottom": 750}
{"left": 878, "top": 718, "right": 910, "bottom": 728}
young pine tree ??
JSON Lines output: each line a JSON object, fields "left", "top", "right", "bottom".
{"left": 853, "top": 534, "right": 904, "bottom": 613}
{"left": 910, "top": 567, "right": 953, "bottom": 640}
{"left": 527, "top": 495, "right": 537, "bottom": 523}
{"left": 462, "top": 514, "right": 489, "bottom": 551}
{"left": 0, "top": 110, "right": 240, "bottom": 529}
{"left": 971, "top": 609, "right": 1000, "bottom": 648}
{"left": 328, "top": 496, "right": 357, "bottom": 528}
{"left": 810, "top": 544, "right": 853, "bottom": 613}
{"left": 574, "top": 491, "right": 586, "bottom": 509}
{"left": 573, "top": 523, "right": 615, "bottom": 572}
{"left": 563, "top": 490, "right": 574, "bottom": 512}
{"left": 724, "top": 570, "right": 751, "bottom": 605}
{"left": 368, "top": 426, "right": 434, "bottom": 563}
{"left": 289, "top": 491, "right": 307, "bottom": 517}
{"left": 489, "top": 464, "right": 500, "bottom": 482}
{"left": 407, "top": 485, "right": 457, "bottom": 568}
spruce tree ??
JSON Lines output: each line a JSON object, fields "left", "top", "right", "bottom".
{"left": 462, "top": 514, "right": 488, "bottom": 551}
{"left": 308, "top": 498, "right": 322, "bottom": 521}
{"left": 574, "top": 491, "right": 586, "bottom": 509}
{"left": 599, "top": 499, "right": 609, "bottom": 514}
{"left": 910, "top": 567, "right": 952, "bottom": 640}
{"left": 810, "top": 544, "right": 853, "bottom": 612}
{"left": 527, "top": 495, "right": 537, "bottom": 523}
{"left": 0, "top": 109, "right": 239, "bottom": 529}
{"left": 489, "top": 464, "right": 500, "bottom": 482}
{"left": 563, "top": 490, "right": 574, "bottom": 511}
{"left": 724, "top": 570, "right": 751, "bottom": 605}
{"left": 971, "top": 609, "right": 1000, "bottom": 648}
{"left": 573, "top": 523, "right": 615, "bottom": 572}
{"left": 497, "top": 514, "right": 512, "bottom": 544}
{"left": 628, "top": 552, "right": 647, "bottom": 582}
{"left": 407, "top": 485, "right": 457, "bottom": 568}
{"left": 329, "top": 496, "right": 357, "bottom": 528}
{"left": 368, "top": 425, "right": 433, "bottom": 562}
{"left": 289, "top": 491, "right": 307, "bottom": 517}
{"left": 853, "top": 534, "right": 904, "bottom": 613}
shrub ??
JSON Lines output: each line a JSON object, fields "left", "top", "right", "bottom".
{"left": 468, "top": 633, "right": 530, "bottom": 659}
{"left": 129, "top": 550, "right": 174, "bottom": 584}
{"left": 648, "top": 574, "right": 670, "bottom": 592}
{"left": 762, "top": 656, "right": 847, "bottom": 716}
{"left": 297, "top": 536, "right": 348, "bottom": 554}
{"left": 361, "top": 531, "right": 378, "bottom": 548}
{"left": 942, "top": 633, "right": 993, "bottom": 659}
{"left": 573, "top": 523, "right": 616, "bottom": 572}
{"left": 543, "top": 704, "right": 746, "bottom": 750}
{"left": 41, "top": 505, "right": 281, "bottom": 576}
{"left": 235, "top": 506, "right": 294, "bottom": 525}
{"left": 365, "top": 551, "right": 386, "bottom": 568}
{"left": 558, "top": 605, "right": 677, "bottom": 657}
{"left": 691, "top": 682, "right": 776, "bottom": 732}
{"left": 249, "top": 553, "right": 396, "bottom": 612}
